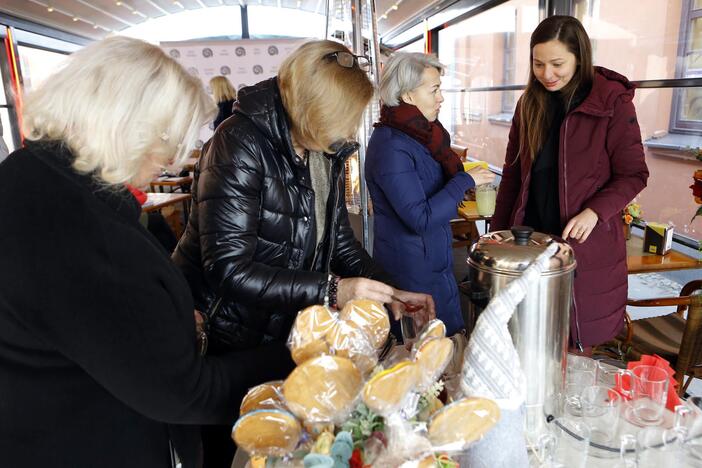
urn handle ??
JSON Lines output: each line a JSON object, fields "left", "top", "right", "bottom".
{"left": 510, "top": 225, "right": 534, "bottom": 246}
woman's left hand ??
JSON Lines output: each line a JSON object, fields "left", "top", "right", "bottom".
{"left": 388, "top": 289, "right": 436, "bottom": 323}
{"left": 562, "top": 208, "right": 599, "bottom": 243}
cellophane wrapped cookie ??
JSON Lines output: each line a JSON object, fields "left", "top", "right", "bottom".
{"left": 361, "top": 360, "right": 419, "bottom": 417}
{"left": 324, "top": 320, "right": 378, "bottom": 375}
{"left": 282, "top": 355, "right": 362, "bottom": 424}
{"left": 239, "top": 380, "right": 286, "bottom": 415}
{"left": 426, "top": 397, "right": 500, "bottom": 452}
{"left": 411, "top": 319, "right": 447, "bottom": 354}
{"left": 412, "top": 337, "right": 454, "bottom": 392}
{"left": 231, "top": 408, "right": 302, "bottom": 458}
{"left": 339, "top": 299, "right": 391, "bottom": 349}
{"left": 287, "top": 305, "right": 337, "bottom": 365}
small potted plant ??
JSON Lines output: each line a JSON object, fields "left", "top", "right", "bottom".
{"left": 622, "top": 202, "right": 642, "bottom": 240}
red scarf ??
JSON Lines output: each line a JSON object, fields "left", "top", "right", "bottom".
{"left": 375, "top": 102, "right": 463, "bottom": 179}
{"left": 125, "top": 183, "right": 147, "bottom": 206}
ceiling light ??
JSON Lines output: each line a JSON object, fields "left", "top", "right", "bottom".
{"left": 72, "top": 16, "right": 79, "bottom": 22}
{"left": 47, "top": 6, "right": 54, "bottom": 12}
{"left": 116, "top": 1, "right": 122, "bottom": 5}
{"left": 391, "top": 5, "right": 399, "bottom": 10}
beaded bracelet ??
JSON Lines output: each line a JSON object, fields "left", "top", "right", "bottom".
{"left": 324, "top": 274, "right": 340, "bottom": 310}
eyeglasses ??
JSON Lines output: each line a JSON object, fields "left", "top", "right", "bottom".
{"left": 323, "top": 51, "right": 372, "bottom": 72}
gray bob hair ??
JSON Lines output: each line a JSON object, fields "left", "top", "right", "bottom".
{"left": 379, "top": 52, "right": 444, "bottom": 107}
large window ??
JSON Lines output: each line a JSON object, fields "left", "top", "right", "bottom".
{"left": 397, "top": 38, "right": 425, "bottom": 53}
{"left": 575, "top": 0, "right": 702, "bottom": 241}
{"left": 575, "top": 0, "right": 684, "bottom": 81}
{"left": 17, "top": 46, "right": 68, "bottom": 92}
{"left": 672, "top": 0, "right": 702, "bottom": 133}
{"left": 437, "top": 0, "right": 539, "bottom": 166}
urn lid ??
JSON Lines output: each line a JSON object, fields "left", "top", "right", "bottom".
{"left": 468, "top": 226, "right": 576, "bottom": 276}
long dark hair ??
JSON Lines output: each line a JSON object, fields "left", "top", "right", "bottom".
{"left": 519, "top": 15, "right": 594, "bottom": 160}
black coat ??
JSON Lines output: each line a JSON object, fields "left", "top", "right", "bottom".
{"left": 0, "top": 142, "right": 294, "bottom": 468}
{"left": 173, "top": 77, "right": 388, "bottom": 351}
{"left": 213, "top": 98, "right": 235, "bottom": 129}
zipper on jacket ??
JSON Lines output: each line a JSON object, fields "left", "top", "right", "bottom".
{"left": 562, "top": 115, "right": 584, "bottom": 351}
{"left": 310, "top": 157, "right": 341, "bottom": 272}
{"left": 324, "top": 164, "right": 342, "bottom": 275}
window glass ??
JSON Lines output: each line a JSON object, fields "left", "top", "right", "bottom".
{"left": 574, "top": 0, "right": 685, "bottom": 81}
{"left": 0, "top": 108, "right": 14, "bottom": 153}
{"left": 439, "top": 89, "right": 522, "bottom": 168}
{"left": 247, "top": 6, "right": 325, "bottom": 38}
{"left": 397, "top": 39, "right": 425, "bottom": 53}
{"left": 438, "top": 0, "right": 540, "bottom": 90}
{"left": 18, "top": 46, "right": 69, "bottom": 92}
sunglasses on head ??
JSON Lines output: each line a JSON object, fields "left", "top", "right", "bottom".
{"left": 323, "top": 51, "right": 371, "bottom": 72}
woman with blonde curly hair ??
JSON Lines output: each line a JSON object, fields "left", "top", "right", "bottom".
{"left": 0, "top": 36, "right": 294, "bottom": 468}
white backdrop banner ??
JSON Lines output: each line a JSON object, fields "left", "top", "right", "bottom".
{"left": 161, "top": 38, "right": 306, "bottom": 144}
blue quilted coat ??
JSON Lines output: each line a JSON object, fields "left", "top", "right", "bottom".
{"left": 365, "top": 126, "right": 475, "bottom": 335}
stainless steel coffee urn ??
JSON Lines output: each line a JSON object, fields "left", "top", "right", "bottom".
{"left": 465, "top": 226, "right": 576, "bottom": 442}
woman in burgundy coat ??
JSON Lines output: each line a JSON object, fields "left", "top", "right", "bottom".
{"left": 492, "top": 16, "right": 649, "bottom": 350}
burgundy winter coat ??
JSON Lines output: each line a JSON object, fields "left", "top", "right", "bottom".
{"left": 492, "top": 67, "right": 649, "bottom": 347}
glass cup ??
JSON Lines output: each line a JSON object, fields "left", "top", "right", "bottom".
{"left": 537, "top": 417, "right": 591, "bottom": 468}
{"left": 564, "top": 355, "right": 598, "bottom": 416}
{"left": 581, "top": 385, "right": 622, "bottom": 444}
{"left": 475, "top": 183, "right": 497, "bottom": 217}
{"left": 612, "top": 434, "right": 638, "bottom": 468}
{"left": 596, "top": 359, "right": 626, "bottom": 388}
{"left": 637, "top": 426, "right": 686, "bottom": 467}
{"left": 400, "top": 315, "right": 418, "bottom": 347}
{"left": 621, "top": 365, "right": 669, "bottom": 426}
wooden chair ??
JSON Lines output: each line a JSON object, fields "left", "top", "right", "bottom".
{"left": 611, "top": 280, "right": 702, "bottom": 396}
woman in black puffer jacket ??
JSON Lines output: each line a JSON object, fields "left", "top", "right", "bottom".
{"left": 172, "top": 40, "right": 435, "bottom": 467}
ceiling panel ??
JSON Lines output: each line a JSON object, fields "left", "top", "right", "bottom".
{"left": 0, "top": 0, "right": 441, "bottom": 43}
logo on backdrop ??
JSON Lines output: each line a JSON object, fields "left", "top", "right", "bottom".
{"left": 220, "top": 66, "right": 231, "bottom": 75}
{"left": 169, "top": 49, "right": 180, "bottom": 58}
{"left": 237, "top": 83, "right": 247, "bottom": 90}
{"left": 253, "top": 65, "right": 263, "bottom": 75}
{"left": 202, "top": 48, "right": 213, "bottom": 58}
{"left": 187, "top": 67, "right": 199, "bottom": 76}
{"left": 235, "top": 47, "right": 246, "bottom": 57}
{"left": 267, "top": 45, "right": 279, "bottom": 56}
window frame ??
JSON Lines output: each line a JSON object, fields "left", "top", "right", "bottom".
{"left": 671, "top": 0, "right": 702, "bottom": 134}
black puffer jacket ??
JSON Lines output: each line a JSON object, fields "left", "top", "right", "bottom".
{"left": 173, "top": 77, "right": 388, "bottom": 351}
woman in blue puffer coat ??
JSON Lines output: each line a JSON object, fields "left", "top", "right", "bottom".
{"left": 365, "top": 52, "right": 495, "bottom": 336}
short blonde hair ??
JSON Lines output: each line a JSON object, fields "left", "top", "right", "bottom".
{"left": 23, "top": 36, "right": 215, "bottom": 185}
{"left": 379, "top": 52, "right": 444, "bottom": 107}
{"left": 278, "top": 40, "right": 373, "bottom": 153}
{"left": 209, "top": 75, "right": 236, "bottom": 103}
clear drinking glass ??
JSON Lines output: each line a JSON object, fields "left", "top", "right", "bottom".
{"left": 621, "top": 365, "right": 669, "bottom": 426}
{"left": 475, "top": 183, "right": 497, "bottom": 216}
{"left": 400, "top": 315, "right": 418, "bottom": 347}
{"left": 565, "top": 355, "right": 598, "bottom": 416}
{"left": 544, "top": 417, "right": 591, "bottom": 468}
{"left": 581, "top": 385, "right": 622, "bottom": 444}
{"left": 596, "top": 359, "right": 626, "bottom": 388}
{"left": 612, "top": 434, "right": 638, "bottom": 468}
{"left": 637, "top": 426, "right": 686, "bottom": 467}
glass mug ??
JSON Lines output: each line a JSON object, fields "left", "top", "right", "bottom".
{"left": 564, "top": 355, "right": 598, "bottom": 416}
{"left": 475, "top": 183, "right": 497, "bottom": 217}
{"left": 581, "top": 385, "right": 622, "bottom": 444}
{"left": 620, "top": 365, "right": 669, "bottom": 426}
